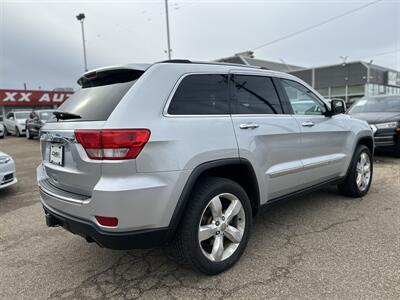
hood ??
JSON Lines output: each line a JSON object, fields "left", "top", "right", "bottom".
{"left": 348, "top": 112, "right": 400, "bottom": 124}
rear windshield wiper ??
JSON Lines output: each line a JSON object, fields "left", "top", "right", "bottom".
{"left": 53, "top": 111, "right": 82, "bottom": 121}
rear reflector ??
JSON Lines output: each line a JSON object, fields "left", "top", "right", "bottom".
{"left": 75, "top": 129, "right": 150, "bottom": 160}
{"left": 95, "top": 216, "right": 118, "bottom": 227}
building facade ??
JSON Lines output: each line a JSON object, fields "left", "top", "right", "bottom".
{"left": 289, "top": 62, "right": 400, "bottom": 104}
{"left": 0, "top": 89, "right": 73, "bottom": 121}
{"left": 217, "top": 52, "right": 400, "bottom": 104}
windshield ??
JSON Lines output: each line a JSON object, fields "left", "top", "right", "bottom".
{"left": 349, "top": 97, "right": 400, "bottom": 113}
{"left": 15, "top": 112, "right": 30, "bottom": 119}
{"left": 39, "top": 111, "right": 53, "bottom": 120}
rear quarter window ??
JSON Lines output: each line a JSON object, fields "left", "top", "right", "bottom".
{"left": 167, "top": 74, "right": 229, "bottom": 115}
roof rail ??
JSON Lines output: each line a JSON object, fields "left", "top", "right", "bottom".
{"left": 156, "top": 59, "right": 272, "bottom": 71}
{"left": 157, "top": 59, "right": 192, "bottom": 64}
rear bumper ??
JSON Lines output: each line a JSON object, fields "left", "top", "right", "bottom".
{"left": 43, "top": 204, "right": 170, "bottom": 249}
{"left": 37, "top": 164, "right": 189, "bottom": 231}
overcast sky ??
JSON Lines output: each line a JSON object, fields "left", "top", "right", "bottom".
{"left": 0, "top": 0, "right": 399, "bottom": 90}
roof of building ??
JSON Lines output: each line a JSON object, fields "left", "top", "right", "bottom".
{"left": 289, "top": 60, "right": 399, "bottom": 73}
{"left": 215, "top": 51, "right": 305, "bottom": 72}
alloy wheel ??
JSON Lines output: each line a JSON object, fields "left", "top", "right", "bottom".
{"left": 356, "top": 152, "right": 371, "bottom": 191}
{"left": 198, "top": 193, "right": 245, "bottom": 262}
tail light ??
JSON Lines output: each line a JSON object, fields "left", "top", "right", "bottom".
{"left": 75, "top": 129, "right": 150, "bottom": 160}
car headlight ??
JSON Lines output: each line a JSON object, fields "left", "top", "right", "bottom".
{"left": 0, "top": 156, "right": 11, "bottom": 164}
{"left": 375, "top": 122, "right": 398, "bottom": 129}
{"left": 370, "top": 124, "right": 377, "bottom": 134}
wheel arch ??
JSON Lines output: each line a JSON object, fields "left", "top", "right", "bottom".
{"left": 357, "top": 135, "right": 374, "bottom": 155}
{"left": 343, "top": 134, "right": 374, "bottom": 178}
{"left": 167, "top": 158, "right": 260, "bottom": 240}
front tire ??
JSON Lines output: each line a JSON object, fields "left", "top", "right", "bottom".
{"left": 15, "top": 127, "right": 21, "bottom": 137}
{"left": 338, "top": 145, "right": 373, "bottom": 197}
{"left": 394, "top": 141, "right": 400, "bottom": 158}
{"left": 172, "top": 177, "right": 252, "bottom": 275}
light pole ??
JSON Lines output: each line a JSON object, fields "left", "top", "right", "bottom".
{"left": 164, "top": 0, "right": 172, "bottom": 60}
{"left": 76, "top": 13, "right": 88, "bottom": 72}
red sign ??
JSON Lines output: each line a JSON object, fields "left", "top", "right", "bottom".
{"left": 0, "top": 89, "right": 74, "bottom": 106}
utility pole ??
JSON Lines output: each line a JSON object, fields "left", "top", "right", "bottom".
{"left": 164, "top": 0, "right": 172, "bottom": 60}
{"left": 76, "top": 13, "right": 88, "bottom": 72}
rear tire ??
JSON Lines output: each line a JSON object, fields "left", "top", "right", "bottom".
{"left": 171, "top": 177, "right": 252, "bottom": 275}
{"left": 338, "top": 145, "right": 373, "bottom": 197}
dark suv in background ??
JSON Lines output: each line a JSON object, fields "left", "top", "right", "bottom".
{"left": 348, "top": 95, "right": 400, "bottom": 157}
{"left": 25, "top": 109, "right": 55, "bottom": 139}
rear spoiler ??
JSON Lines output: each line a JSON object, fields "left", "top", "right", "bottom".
{"left": 77, "top": 64, "right": 150, "bottom": 88}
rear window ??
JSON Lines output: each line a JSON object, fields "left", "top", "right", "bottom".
{"left": 15, "top": 112, "right": 30, "bottom": 119}
{"left": 39, "top": 111, "right": 53, "bottom": 120}
{"left": 49, "top": 69, "right": 143, "bottom": 122}
{"left": 49, "top": 81, "right": 134, "bottom": 122}
{"left": 168, "top": 74, "right": 229, "bottom": 115}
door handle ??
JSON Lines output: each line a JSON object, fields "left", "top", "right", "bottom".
{"left": 240, "top": 123, "right": 260, "bottom": 130}
{"left": 301, "top": 121, "right": 315, "bottom": 127}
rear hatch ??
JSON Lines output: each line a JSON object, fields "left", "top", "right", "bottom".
{"left": 40, "top": 67, "right": 147, "bottom": 196}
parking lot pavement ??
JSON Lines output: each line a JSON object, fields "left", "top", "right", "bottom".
{"left": 0, "top": 136, "right": 399, "bottom": 299}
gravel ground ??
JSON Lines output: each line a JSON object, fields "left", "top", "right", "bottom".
{"left": 0, "top": 136, "right": 399, "bottom": 299}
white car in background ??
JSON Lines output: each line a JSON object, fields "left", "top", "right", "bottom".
{"left": 0, "top": 123, "right": 4, "bottom": 138}
{"left": 0, "top": 151, "right": 17, "bottom": 189}
{"left": 4, "top": 111, "right": 31, "bottom": 137}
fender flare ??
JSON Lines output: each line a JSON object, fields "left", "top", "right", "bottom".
{"left": 166, "top": 158, "right": 260, "bottom": 240}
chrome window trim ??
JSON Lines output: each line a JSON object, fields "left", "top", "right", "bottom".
{"left": 162, "top": 70, "right": 328, "bottom": 118}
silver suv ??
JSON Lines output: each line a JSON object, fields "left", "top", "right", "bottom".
{"left": 37, "top": 61, "right": 373, "bottom": 275}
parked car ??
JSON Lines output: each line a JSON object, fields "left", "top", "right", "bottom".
{"left": 26, "top": 109, "right": 55, "bottom": 139}
{"left": 3, "top": 111, "right": 30, "bottom": 137}
{"left": 0, "top": 151, "right": 17, "bottom": 189}
{"left": 347, "top": 95, "right": 400, "bottom": 157}
{"left": 0, "top": 123, "right": 4, "bottom": 138}
{"left": 37, "top": 61, "right": 373, "bottom": 275}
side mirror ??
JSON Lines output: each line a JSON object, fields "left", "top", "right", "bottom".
{"left": 330, "top": 99, "right": 346, "bottom": 115}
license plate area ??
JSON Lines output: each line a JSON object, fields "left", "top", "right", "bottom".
{"left": 49, "top": 144, "right": 64, "bottom": 166}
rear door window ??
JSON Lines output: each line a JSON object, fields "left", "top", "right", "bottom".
{"left": 167, "top": 74, "right": 229, "bottom": 115}
{"left": 231, "top": 75, "right": 283, "bottom": 114}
